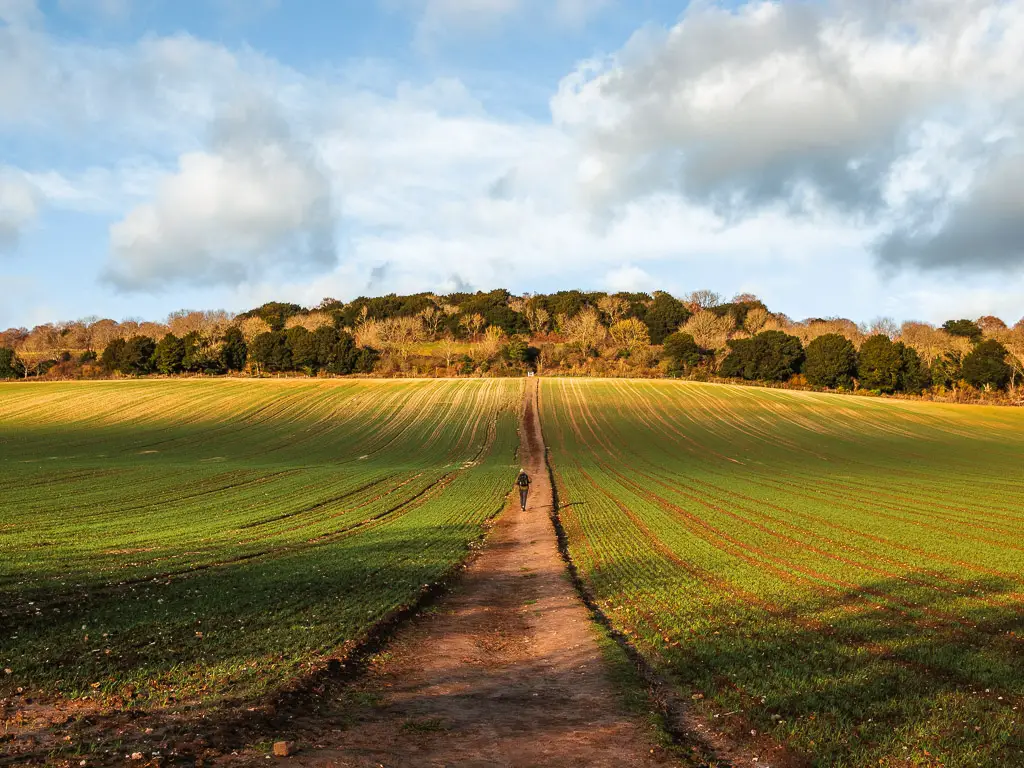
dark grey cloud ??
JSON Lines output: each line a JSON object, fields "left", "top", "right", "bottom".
{"left": 446, "top": 272, "right": 473, "bottom": 293}
{"left": 877, "top": 154, "right": 1024, "bottom": 271}
{"left": 488, "top": 169, "right": 517, "bottom": 200}
{"left": 367, "top": 261, "right": 391, "bottom": 291}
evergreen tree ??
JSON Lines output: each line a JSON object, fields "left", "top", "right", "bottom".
{"left": 286, "top": 327, "right": 317, "bottom": 372}
{"left": 899, "top": 345, "right": 930, "bottom": 394}
{"left": 803, "top": 334, "right": 857, "bottom": 388}
{"left": 857, "top": 334, "right": 904, "bottom": 393}
{"left": 0, "top": 348, "right": 17, "bottom": 379}
{"left": 962, "top": 339, "right": 1012, "bottom": 390}
{"left": 249, "top": 332, "right": 291, "bottom": 373}
{"left": 327, "top": 333, "right": 360, "bottom": 374}
{"left": 221, "top": 327, "right": 248, "bottom": 371}
{"left": 644, "top": 292, "right": 691, "bottom": 345}
{"left": 121, "top": 336, "right": 156, "bottom": 375}
{"left": 941, "top": 319, "right": 983, "bottom": 344}
{"left": 100, "top": 338, "right": 128, "bottom": 372}
{"left": 662, "top": 331, "right": 702, "bottom": 375}
{"left": 721, "top": 331, "right": 804, "bottom": 381}
{"left": 311, "top": 325, "right": 340, "bottom": 369}
{"left": 154, "top": 334, "right": 186, "bottom": 374}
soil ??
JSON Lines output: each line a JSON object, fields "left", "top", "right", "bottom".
{"left": 238, "top": 379, "right": 683, "bottom": 767}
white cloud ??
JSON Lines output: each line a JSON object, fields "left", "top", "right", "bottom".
{"left": 105, "top": 99, "right": 337, "bottom": 291}
{"left": 0, "top": 168, "right": 38, "bottom": 248}
{"left": 0, "top": 0, "right": 41, "bottom": 27}
{"left": 551, "top": 0, "right": 1024, "bottom": 270}
{"left": 57, "top": 0, "right": 131, "bottom": 21}
{"left": 605, "top": 264, "right": 653, "bottom": 292}
{"left": 0, "top": 27, "right": 299, "bottom": 151}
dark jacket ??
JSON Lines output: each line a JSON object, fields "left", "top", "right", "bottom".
{"left": 516, "top": 472, "right": 530, "bottom": 488}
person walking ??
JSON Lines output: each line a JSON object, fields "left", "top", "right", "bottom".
{"left": 515, "top": 468, "right": 531, "bottom": 511}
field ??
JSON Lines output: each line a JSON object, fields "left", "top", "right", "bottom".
{"left": 3, "top": 377, "right": 1023, "bottom": 767}
{"left": 0, "top": 379, "right": 521, "bottom": 708}
{"left": 541, "top": 379, "right": 1024, "bottom": 767}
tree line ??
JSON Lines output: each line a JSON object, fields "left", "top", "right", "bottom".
{"left": 2, "top": 290, "right": 1021, "bottom": 400}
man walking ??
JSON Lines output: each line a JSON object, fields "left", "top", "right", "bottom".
{"left": 515, "top": 468, "right": 531, "bottom": 511}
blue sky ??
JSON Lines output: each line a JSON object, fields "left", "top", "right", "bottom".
{"left": 2, "top": 0, "right": 1023, "bottom": 330}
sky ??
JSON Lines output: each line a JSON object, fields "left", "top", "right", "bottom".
{"left": 1, "top": 0, "right": 1023, "bottom": 330}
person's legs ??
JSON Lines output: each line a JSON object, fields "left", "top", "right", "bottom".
{"left": 519, "top": 486, "right": 528, "bottom": 510}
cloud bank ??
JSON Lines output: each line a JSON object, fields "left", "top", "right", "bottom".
{"left": 553, "top": 0, "right": 1024, "bottom": 271}
{"left": 2, "top": 0, "right": 1023, "bottom": 327}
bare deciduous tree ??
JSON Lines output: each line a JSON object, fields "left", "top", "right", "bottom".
{"left": 285, "top": 312, "right": 334, "bottom": 332}
{"left": 743, "top": 307, "right": 770, "bottom": 335}
{"left": 138, "top": 322, "right": 170, "bottom": 339}
{"left": 732, "top": 292, "right": 760, "bottom": 304}
{"left": 377, "top": 316, "right": 425, "bottom": 360}
{"left": 684, "top": 290, "right": 722, "bottom": 312}
{"left": 418, "top": 306, "right": 444, "bottom": 339}
{"left": 0, "top": 327, "right": 29, "bottom": 350}
{"left": 976, "top": 315, "right": 1007, "bottom": 334}
{"left": 238, "top": 316, "right": 272, "bottom": 342}
{"left": 608, "top": 318, "right": 650, "bottom": 352}
{"left": 900, "top": 322, "right": 970, "bottom": 365}
{"left": 683, "top": 311, "right": 734, "bottom": 351}
{"left": 510, "top": 295, "right": 550, "bottom": 336}
{"left": 168, "top": 310, "right": 232, "bottom": 339}
{"left": 474, "top": 326, "right": 506, "bottom": 361}
{"left": 88, "top": 319, "right": 120, "bottom": 350}
{"left": 119, "top": 319, "right": 141, "bottom": 339}
{"left": 16, "top": 326, "right": 59, "bottom": 377}
{"left": 459, "top": 313, "right": 486, "bottom": 340}
{"left": 598, "top": 296, "right": 629, "bottom": 325}
{"left": 790, "top": 318, "right": 863, "bottom": 349}
{"left": 526, "top": 304, "right": 550, "bottom": 335}
{"left": 864, "top": 317, "right": 899, "bottom": 339}
{"left": 439, "top": 334, "right": 459, "bottom": 370}
{"left": 560, "top": 308, "right": 606, "bottom": 353}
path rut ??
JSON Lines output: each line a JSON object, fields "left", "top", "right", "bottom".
{"left": 278, "top": 379, "right": 680, "bottom": 767}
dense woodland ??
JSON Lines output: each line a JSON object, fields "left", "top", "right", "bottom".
{"left": 2, "top": 289, "right": 1022, "bottom": 402}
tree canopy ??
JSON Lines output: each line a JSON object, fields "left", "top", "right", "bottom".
{"left": 721, "top": 331, "right": 804, "bottom": 381}
{"left": 803, "top": 334, "right": 857, "bottom": 389}
{"left": 962, "top": 339, "right": 1011, "bottom": 390}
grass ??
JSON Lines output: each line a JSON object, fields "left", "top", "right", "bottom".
{"left": 0, "top": 378, "right": 521, "bottom": 709}
{"left": 541, "top": 378, "right": 1024, "bottom": 768}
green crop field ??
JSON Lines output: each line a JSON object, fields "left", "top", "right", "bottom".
{"left": 542, "top": 379, "right": 1024, "bottom": 768}
{"left": 3, "top": 377, "right": 1022, "bottom": 766}
{"left": 0, "top": 379, "right": 521, "bottom": 708}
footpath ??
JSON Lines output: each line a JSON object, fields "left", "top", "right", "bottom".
{"left": 273, "top": 378, "right": 680, "bottom": 767}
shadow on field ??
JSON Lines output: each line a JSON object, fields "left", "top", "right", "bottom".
{"left": 0, "top": 526, "right": 494, "bottom": 764}
{"left": 592, "top": 563, "right": 1024, "bottom": 766}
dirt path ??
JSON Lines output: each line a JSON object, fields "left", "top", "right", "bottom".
{"left": 270, "top": 379, "right": 680, "bottom": 767}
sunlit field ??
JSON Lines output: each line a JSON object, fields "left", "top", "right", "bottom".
{"left": 542, "top": 379, "right": 1024, "bottom": 768}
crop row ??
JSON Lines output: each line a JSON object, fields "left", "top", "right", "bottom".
{"left": 0, "top": 378, "right": 522, "bottom": 706}
{"left": 541, "top": 378, "right": 1024, "bottom": 768}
